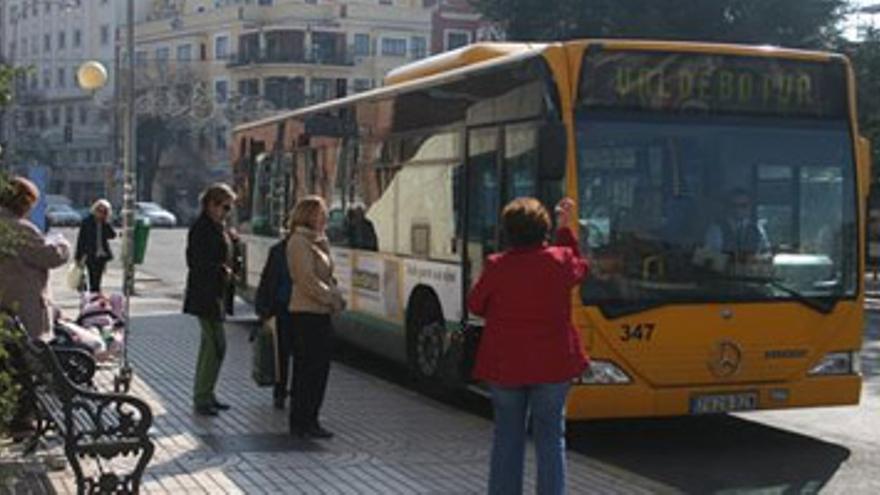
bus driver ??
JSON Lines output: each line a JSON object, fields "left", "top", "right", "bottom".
{"left": 699, "top": 188, "right": 771, "bottom": 272}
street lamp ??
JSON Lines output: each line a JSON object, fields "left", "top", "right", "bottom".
{"left": 76, "top": 61, "right": 108, "bottom": 92}
{"left": 73, "top": 0, "right": 136, "bottom": 392}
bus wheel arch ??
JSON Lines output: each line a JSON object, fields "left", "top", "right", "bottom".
{"left": 405, "top": 286, "right": 445, "bottom": 381}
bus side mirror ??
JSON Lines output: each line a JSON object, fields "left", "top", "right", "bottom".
{"left": 538, "top": 123, "right": 567, "bottom": 181}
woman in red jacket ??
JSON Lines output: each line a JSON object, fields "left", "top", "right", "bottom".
{"left": 468, "top": 197, "right": 588, "bottom": 495}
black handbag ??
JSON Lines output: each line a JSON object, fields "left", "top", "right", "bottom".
{"left": 250, "top": 320, "right": 276, "bottom": 388}
{"left": 439, "top": 324, "right": 483, "bottom": 385}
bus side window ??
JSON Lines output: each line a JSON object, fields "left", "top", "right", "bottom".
{"left": 504, "top": 123, "right": 539, "bottom": 201}
{"left": 467, "top": 127, "right": 501, "bottom": 283}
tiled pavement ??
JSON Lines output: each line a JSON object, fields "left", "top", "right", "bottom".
{"left": 0, "top": 265, "right": 676, "bottom": 494}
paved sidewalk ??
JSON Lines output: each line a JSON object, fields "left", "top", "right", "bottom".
{"left": 1, "top": 264, "right": 673, "bottom": 494}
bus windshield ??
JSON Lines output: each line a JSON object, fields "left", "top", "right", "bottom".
{"left": 575, "top": 114, "right": 857, "bottom": 316}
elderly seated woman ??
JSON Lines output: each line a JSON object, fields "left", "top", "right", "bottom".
{"left": 0, "top": 176, "right": 71, "bottom": 438}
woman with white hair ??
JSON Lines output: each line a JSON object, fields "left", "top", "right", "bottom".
{"left": 75, "top": 198, "right": 117, "bottom": 292}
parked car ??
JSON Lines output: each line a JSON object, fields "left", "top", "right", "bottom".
{"left": 45, "top": 194, "right": 73, "bottom": 207}
{"left": 74, "top": 206, "right": 92, "bottom": 219}
{"left": 45, "top": 203, "right": 82, "bottom": 227}
{"left": 136, "top": 202, "right": 177, "bottom": 227}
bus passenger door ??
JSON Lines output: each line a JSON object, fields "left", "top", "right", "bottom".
{"left": 466, "top": 127, "right": 501, "bottom": 287}
{"left": 465, "top": 124, "right": 541, "bottom": 287}
{"left": 503, "top": 123, "right": 541, "bottom": 208}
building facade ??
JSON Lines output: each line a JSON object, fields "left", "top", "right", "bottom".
{"left": 0, "top": 0, "right": 491, "bottom": 211}
{"left": 423, "top": 0, "right": 499, "bottom": 54}
{"left": 134, "top": 0, "right": 434, "bottom": 214}
{"left": 0, "top": 0, "right": 125, "bottom": 206}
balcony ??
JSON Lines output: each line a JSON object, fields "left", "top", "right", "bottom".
{"left": 16, "top": 88, "right": 48, "bottom": 105}
{"left": 227, "top": 48, "right": 354, "bottom": 68}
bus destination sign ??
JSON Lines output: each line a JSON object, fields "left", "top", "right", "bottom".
{"left": 579, "top": 51, "right": 848, "bottom": 119}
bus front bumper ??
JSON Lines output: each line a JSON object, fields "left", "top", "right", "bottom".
{"left": 565, "top": 374, "right": 862, "bottom": 420}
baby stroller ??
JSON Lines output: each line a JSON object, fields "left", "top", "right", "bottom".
{"left": 63, "top": 262, "right": 133, "bottom": 392}
{"left": 53, "top": 293, "right": 125, "bottom": 359}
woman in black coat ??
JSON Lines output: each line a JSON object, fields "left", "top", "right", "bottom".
{"left": 183, "top": 183, "right": 237, "bottom": 416}
{"left": 75, "top": 199, "right": 116, "bottom": 292}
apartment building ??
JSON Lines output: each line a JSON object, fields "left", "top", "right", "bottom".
{"left": 0, "top": 0, "right": 126, "bottom": 205}
{"left": 134, "top": 0, "right": 433, "bottom": 210}
{"left": 423, "top": 0, "right": 499, "bottom": 54}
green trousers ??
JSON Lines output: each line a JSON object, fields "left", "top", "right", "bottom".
{"left": 194, "top": 318, "right": 226, "bottom": 407}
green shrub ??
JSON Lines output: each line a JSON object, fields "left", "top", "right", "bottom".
{"left": 0, "top": 171, "right": 19, "bottom": 436}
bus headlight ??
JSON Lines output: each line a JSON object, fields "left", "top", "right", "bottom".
{"left": 575, "top": 360, "right": 632, "bottom": 385}
{"left": 808, "top": 351, "right": 858, "bottom": 376}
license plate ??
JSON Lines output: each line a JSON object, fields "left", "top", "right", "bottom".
{"left": 690, "top": 392, "right": 758, "bottom": 414}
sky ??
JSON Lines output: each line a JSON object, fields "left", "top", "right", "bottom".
{"left": 846, "top": 0, "right": 880, "bottom": 39}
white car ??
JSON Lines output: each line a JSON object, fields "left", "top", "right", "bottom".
{"left": 136, "top": 202, "right": 177, "bottom": 227}
{"left": 45, "top": 203, "right": 82, "bottom": 227}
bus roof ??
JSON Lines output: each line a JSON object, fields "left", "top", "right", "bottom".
{"left": 384, "top": 42, "right": 544, "bottom": 85}
{"left": 232, "top": 39, "right": 843, "bottom": 135}
{"left": 233, "top": 42, "right": 546, "bottom": 135}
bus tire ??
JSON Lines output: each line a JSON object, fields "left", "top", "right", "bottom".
{"left": 406, "top": 289, "right": 445, "bottom": 383}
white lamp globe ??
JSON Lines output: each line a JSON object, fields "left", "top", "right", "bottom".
{"left": 77, "top": 61, "right": 108, "bottom": 91}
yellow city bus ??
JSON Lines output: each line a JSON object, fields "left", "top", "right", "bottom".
{"left": 231, "top": 40, "right": 868, "bottom": 419}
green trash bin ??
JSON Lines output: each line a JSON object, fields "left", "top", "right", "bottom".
{"left": 133, "top": 218, "right": 151, "bottom": 265}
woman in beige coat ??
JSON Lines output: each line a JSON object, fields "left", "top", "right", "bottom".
{"left": 286, "top": 195, "right": 345, "bottom": 439}
{"left": 0, "top": 176, "right": 70, "bottom": 438}
{"left": 0, "top": 176, "right": 70, "bottom": 340}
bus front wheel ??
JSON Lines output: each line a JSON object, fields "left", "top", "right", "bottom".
{"left": 407, "top": 292, "right": 445, "bottom": 382}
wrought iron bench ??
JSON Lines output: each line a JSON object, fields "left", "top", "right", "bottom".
{"left": 22, "top": 339, "right": 154, "bottom": 494}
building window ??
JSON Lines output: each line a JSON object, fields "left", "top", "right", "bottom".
{"left": 238, "top": 79, "right": 259, "bottom": 96}
{"left": 214, "top": 79, "right": 229, "bottom": 103}
{"left": 381, "top": 37, "right": 407, "bottom": 56}
{"left": 42, "top": 69, "right": 51, "bottom": 89}
{"left": 135, "top": 50, "right": 148, "bottom": 66}
{"left": 79, "top": 106, "right": 88, "bottom": 125}
{"left": 411, "top": 36, "right": 427, "bottom": 59}
{"left": 445, "top": 30, "right": 471, "bottom": 51}
{"left": 310, "top": 78, "right": 333, "bottom": 102}
{"left": 51, "top": 107, "right": 60, "bottom": 126}
{"left": 177, "top": 44, "right": 192, "bottom": 63}
{"left": 57, "top": 67, "right": 66, "bottom": 88}
{"left": 65, "top": 105, "right": 73, "bottom": 124}
{"left": 214, "top": 35, "right": 229, "bottom": 60}
{"left": 58, "top": 31, "right": 66, "bottom": 50}
{"left": 156, "top": 47, "right": 170, "bottom": 69}
{"left": 216, "top": 125, "right": 228, "bottom": 150}
{"left": 100, "top": 25, "right": 110, "bottom": 45}
{"left": 353, "top": 78, "right": 372, "bottom": 93}
{"left": 73, "top": 29, "right": 82, "bottom": 48}
{"left": 354, "top": 34, "right": 370, "bottom": 56}
{"left": 43, "top": 34, "right": 50, "bottom": 52}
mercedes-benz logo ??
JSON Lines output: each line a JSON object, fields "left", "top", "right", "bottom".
{"left": 709, "top": 340, "right": 743, "bottom": 378}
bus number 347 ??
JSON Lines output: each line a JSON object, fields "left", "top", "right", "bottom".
{"left": 620, "top": 323, "right": 656, "bottom": 342}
